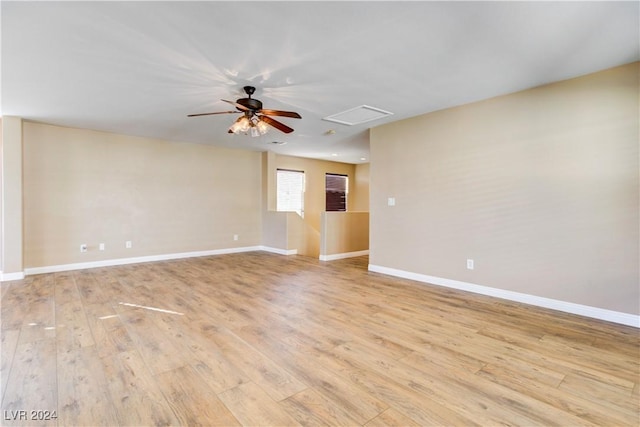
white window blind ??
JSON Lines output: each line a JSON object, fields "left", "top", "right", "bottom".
{"left": 277, "top": 169, "right": 305, "bottom": 217}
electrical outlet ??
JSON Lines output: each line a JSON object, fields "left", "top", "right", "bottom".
{"left": 233, "top": 234, "right": 239, "bottom": 241}
{"left": 80, "top": 244, "right": 88, "bottom": 253}
{"left": 125, "top": 241, "right": 132, "bottom": 249}
{"left": 387, "top": 197, "right": 396, "bottom": 206}
{"left": 467, "top": 259, "right": 474, "bottom": 270}
{"left": 99, "top": 243, "right": 105, "bottom": 251}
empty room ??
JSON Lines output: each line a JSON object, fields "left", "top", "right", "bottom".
{"left": 1, "top": 2, "right": 638, "bottom": 426}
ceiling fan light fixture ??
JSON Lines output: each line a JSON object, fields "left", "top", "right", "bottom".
{"left": 229, "top": 121, "right": 241, "bottom": 134}
{"left": 256, "top": 119, "right": 269, "bottom": 135}
{"left": 232, "top": 116, "right": 268, "bottom": 137}
{"left": 230, "top": 116, "right": 251, "bottom": 134}
{"left": 240, "top": 116, "right": 251, "bottom": 132}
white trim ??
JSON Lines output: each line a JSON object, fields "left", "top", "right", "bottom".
{"left": 320, "top": 250, "right": 369, "bottom": 261}
{"left": 260, "top": 246, "right": 298, "bottom": 256}
{"left": 22, "top": 246, "right": 301, "bottom": 276}
{"left": 24, "top": 246, "right": 264, "bottom": 276}
{"left": 0, "top": 271, "right": 25, "bottom": 282}
{"left": 368, "top": 264, "right": 639, "bottom": 328}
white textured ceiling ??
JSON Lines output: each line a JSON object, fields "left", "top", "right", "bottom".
{"left": 2, "top": 1, "right": 638, "bottom": 164}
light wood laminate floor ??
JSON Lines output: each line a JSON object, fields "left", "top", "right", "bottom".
{"left": 1, "top": 252, "right": 638, "bottom": 426}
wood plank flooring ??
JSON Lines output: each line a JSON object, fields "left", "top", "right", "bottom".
{"left": 1, "top": 252, "right": 638, "bottom": 426}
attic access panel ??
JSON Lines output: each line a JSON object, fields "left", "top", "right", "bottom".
{"left": 323, "top": 105, "right": 393, "bottom": 126}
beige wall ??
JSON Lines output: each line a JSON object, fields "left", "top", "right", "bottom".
{"left": 370, "top": 62, "right": 639, "bottom": 315}
{"left": 17, "top": 124, "right": 370, "bottom": 268}
{"left": 275, "top": 154, "right": 357, "bottom": 226}
{"left": 0, "top": 117, "right": 3, "bottom": 272}
{"left": 321, "top": 212, "right": 369, "bottom": 257}
{"left": 286, "top": 211, "right": 316, "bottom": 256}
{"left": 1, "top": 117, "right": 24, "bottom": 275}
{"left": 351, "top": 162, "right": 370, "bottom": 212}
{"left": 23, "top": 122, "right": 262, "bottom": 268}
{"left": 268, "top": 154, "right": 358, "bottom": 257}
{"left": 262, "top": 211, "right": 288, "bottom": 251}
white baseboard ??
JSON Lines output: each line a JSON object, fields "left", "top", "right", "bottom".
{"left": 21, "top": 246, "right": 299, "bottom": 276}
{"left": 0, "top": 271, "right": 25, "bottom": 282}
{"left": 368, "top": 264, "right": 639, "bottom": 328}
{"left": 24, "top": 246, "right": 268, "bottom": 276}
{"left": 320, "top": 250, "right": 369, "bottom": 261}
{"left": 260, "top": 246, "right": 298, "bottom": 256}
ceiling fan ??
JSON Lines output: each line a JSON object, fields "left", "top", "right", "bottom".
{"left": 188, "top": 86, "right": 301, "bottom": 136}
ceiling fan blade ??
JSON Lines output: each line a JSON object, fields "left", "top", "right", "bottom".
{"left": 187, "top": 111, "right": 240, "bottom": 117}
{"left": 222, "top": 99, "right": 250, "bottom": 111}
{"left": 259, "top": 109, "right": 301, "bottom": 119}
{"left": 260, "top": 115, "right": 294, "bottom": 134}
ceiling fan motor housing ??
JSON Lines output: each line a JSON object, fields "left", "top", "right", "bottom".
{"left": 237, "top": 97, "right": 262, "bottom": 111}
{"left": 238, "top": 86, "right": 261, "bottom": 111}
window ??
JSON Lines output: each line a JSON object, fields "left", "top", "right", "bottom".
{"left": 277, "top": 169, "right": 305, "bottom": 217}
{"left": 326, "top": 173, "right": 348, "bottom": 211}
